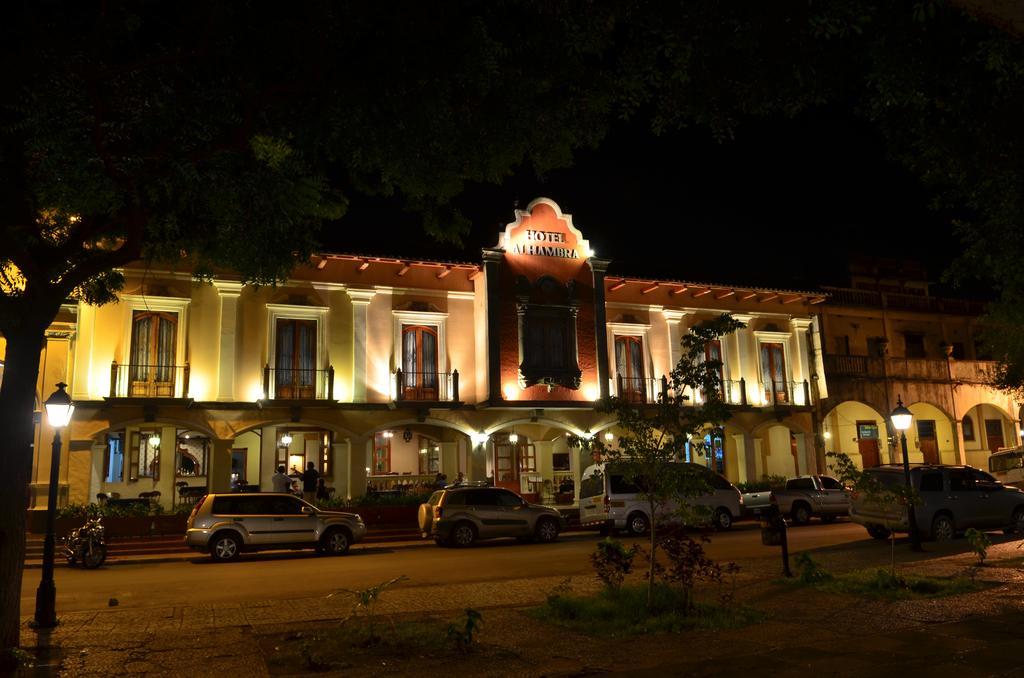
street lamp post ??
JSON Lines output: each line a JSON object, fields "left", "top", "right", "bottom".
{"left": 890, "top": 396, "right": 922, "bottom": 552}
{"left": 34, "top": 382, "right": 75, "bottom": 629}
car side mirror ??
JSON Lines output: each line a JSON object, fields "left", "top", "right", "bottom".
{"left": 302, "top": 505, "right": 316, "bottom": 514}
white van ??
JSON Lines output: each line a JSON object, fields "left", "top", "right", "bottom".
{"left": 578, "top": 462, "right": 742, "bottom": 533}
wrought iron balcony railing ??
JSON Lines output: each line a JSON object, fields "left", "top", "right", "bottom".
{"left": 109, "top": 362, "right": 190, "bottom": 398}
{"left": 394, "top": 368, "right": 459, "bottom": 402}
{"left": 263, "top": 365, "right": 335, "bottom": 400}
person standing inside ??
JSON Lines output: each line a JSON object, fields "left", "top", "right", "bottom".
{"left": 271, "top": 465, "right": 291, "bottom": 494}
{"left": 302, "top": 461, "right": 319, "bottom": 504}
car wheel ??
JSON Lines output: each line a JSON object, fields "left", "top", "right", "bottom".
{"left": 931, "top": 513, "right": 956, "bottom": 542}
{"left": 451, "top": 522, "right": 476, "bottom": 547}
{"left": 320, "top": 528, "right": 350, "bottom": 555}
{"left": 866, "top": 524, "right": 891, "bottom": 540}
{"left": 627, "top": 512, "right": 650, "bottom": 536}
{"left": 535, "top": 517, "right": 560, "bottom": 543}
{"left": 1004, "top": 508, "right": 1024, "bottom": 535}
{"left": 791, "top": 504, "right": 811, "bottom": 526}
{"left": 713, "top": 508, "right": 733, "bottom": 531}
{"left": 209, "top": 532, "right": 242, "bottom": 562}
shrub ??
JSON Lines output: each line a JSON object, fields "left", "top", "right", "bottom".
{"left": 591, "top": 538, "right": 637, "bottom": 592}
{"left": 735, "top": 475, "right": 787, "bottom": 494}
{"left": 965, "top": 528, "right": 991, "bottom": 566}
{"left": 445, "top": 608, "right": 483, "bottom": 654}
{"left": 794, "top": 552, "right": 832, "bottom": 584}
{"left": 657, "top": 533, "right": 731, "bottom": 612}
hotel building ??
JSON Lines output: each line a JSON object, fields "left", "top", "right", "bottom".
{"left": 10, "top": 199, "right": 946, "bottom": 513}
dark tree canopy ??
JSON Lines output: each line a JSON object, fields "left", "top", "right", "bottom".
{"left": 2, "top": 0, "right": 1024, "bottom": 663}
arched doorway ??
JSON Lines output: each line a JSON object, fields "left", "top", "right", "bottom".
{"left": 906, "top": 402, "right": 956, "bottom": 465}
{"left": 823, "top": 401, "right": 889, "bottom": 469}
{"left": 961, "top": 403, "right": 1017, "bottom": 468}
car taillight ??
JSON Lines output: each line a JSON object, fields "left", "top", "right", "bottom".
{"left": 190, "top": 494, "right": 208, "bottom": 521}
{"left": 433, "top": 505, "right": 442, "bottom": 520}
{"left": 769, "top": 491, "right": 777, "bottom": 505}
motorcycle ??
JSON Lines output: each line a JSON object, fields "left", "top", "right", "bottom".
{"left": 63, "top": 514, "right": 107, "bottom": 568}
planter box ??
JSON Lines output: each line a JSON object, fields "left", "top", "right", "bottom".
{"left": 47, "top": 514, "right": 187, "bottom": 539}
{"left": 342, "top": 505, "right": 418, "bottom": 527}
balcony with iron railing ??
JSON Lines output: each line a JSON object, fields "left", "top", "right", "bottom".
{"left": 394, "top": 368, "right": 460, "bottom": 402}
{"left": 824, "top": 353, "right": 1001, "bottom": 385}
{"left": 263, "top": 364, "right": 335, "bottom": 401}
{"left": 822, "top": 286, "right": 987, "bottom": 315}
{"left": 109, "top": 362, "right": 190, "bottom": 398}
{"left": 611, "top": 375, "right": 809, "bottom": 408}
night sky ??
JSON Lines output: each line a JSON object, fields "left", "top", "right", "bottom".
{"left": 328, "top": 104, "right": 972, "bottom": 296}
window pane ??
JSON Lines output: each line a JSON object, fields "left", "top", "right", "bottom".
{"left": 949, "top": 470, "right": 975, "bottom": 492}
{"left": 919, "top": 472, "right": 943, "bottom": 492}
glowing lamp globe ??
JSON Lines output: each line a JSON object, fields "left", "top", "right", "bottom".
{"left": 890, "top": 398, "right": 913, "bottom": 432}
{"left": 44, "top": 383, "right": 74, "bottom": 428}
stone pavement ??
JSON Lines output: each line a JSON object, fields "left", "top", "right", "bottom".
{"left": 17, "top": 534, "right": 1024, "bottom": 676}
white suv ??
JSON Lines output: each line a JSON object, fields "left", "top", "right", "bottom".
{"left": 185, "top": 493, "right": 366, "bottom": 562}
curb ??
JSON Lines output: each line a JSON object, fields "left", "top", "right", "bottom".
{"left": 23, "top": 530, "right": 600, "bottom": 569}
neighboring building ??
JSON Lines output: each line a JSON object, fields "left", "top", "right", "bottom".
{"left": 10, "top": 198, "right": 831, "bottom": 511}
{"left": 819, "top": 258, "right": 1020, "bottom": 471}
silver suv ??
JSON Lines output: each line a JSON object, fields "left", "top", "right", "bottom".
{"left": 418, "top": 486, "right": 567, "bottom": 547}
{"left": 851, "top": 465, "right": 1024, "bottom": 540}
{"left": 185, "top": 493, "right": 366, "bottom": 562}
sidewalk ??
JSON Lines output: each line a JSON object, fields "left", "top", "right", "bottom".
{"left": 22, "top": 528, "right": 598, "bottom": 568}
{"left": 20, "top": 535, "right": 1024, "bottom": 676}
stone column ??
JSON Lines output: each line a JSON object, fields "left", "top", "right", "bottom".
{"left": 662, "top": 310, "right": 690, "bottom": 374}
{"left": 347, "top": 289, "right": 376, "bottom": 403}
{"left": 347, "top": 435, "right": 369, "bottom": 501}
{"left": 731, "top": 434, "right": 748, "bottom": 484}
{"left": 89, "top": 441, "right": 105, "bottom": 504}
{"left": 469, "top": 440, "right": 488, "bottom": 481}
{"left": 208, "top": 438, "right": 235, "bottom": 493}
{"left": 482, "top": 248, "right": 504, "bottom": 402}
{"left": 732, "top": 315, "right": 754, "bottom": 405}
{"left": 590, "top": 257, "right": 612, "bottom": 399}
{"left": 260, "top": 426, "right": 279, "bottom": 491}
{"left": 214, "top": 280, "right": 244, "bottom": 401}
{"left": 790, "top": 318, "right": 813, "bottom": 405}
{"left": 439, "top": 441, "right": 458, "bottom": 477}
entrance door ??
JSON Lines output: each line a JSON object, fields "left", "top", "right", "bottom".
{"left": 917, "top": 420, "right": 939, "bottom": 465}
{"left": 129, "top": 311, "right": 178, "bottom": 397}
{"left": 856, "top": 422, "right": 881, "bottom": 468}
{"left": 275, "top": 319, "right": 317, "bottom": 399}
{"left": 231, "top": 449, "right": 246, "bottom": 487}
{"left": 760, "top": 343, "right": 788, "bottom": 404}
{"left": 402, "top": 325, "right": 439, "bottom": 400}
{"left": 985, "top": 419, "right": 1006, "bottom": 452}
{"left": 615, "top": 336, "right": 646, "bottom": 403}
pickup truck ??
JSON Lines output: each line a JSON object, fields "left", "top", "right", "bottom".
{"left": 742, "top": 475, "right": 849, "bottom": 525}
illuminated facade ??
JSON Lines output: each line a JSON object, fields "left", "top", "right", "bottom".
{"left": 818, "top": 258, "right": 1021, "bottom": 470}
{"left": 12, "top": 198, "right": 831, "bottom": 510}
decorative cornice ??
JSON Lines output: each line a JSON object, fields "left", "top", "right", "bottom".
{"left": 346, "top": 288, "right": 376, "bottom": 305}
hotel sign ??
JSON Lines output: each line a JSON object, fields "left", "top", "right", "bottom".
{"left": 497, "top": 198, "right": 591, "bottom": 263}
{"left": 509, "top": 229, "right": 580, "bottom": 259}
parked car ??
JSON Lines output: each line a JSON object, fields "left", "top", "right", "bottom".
{"left": 850, "top": 465, "right": 1024, "bottom": 541}
{"left": 742, "top": 475, "right": 849, "bottom": 525}
{"left": 185, "top": 493, "right": 366, "bottom": 562}
{"left": 578, "top": 462, "right": 743, "bottom": 534}
{"left": 418, "top": 486, "right": 567, "bottom": 547}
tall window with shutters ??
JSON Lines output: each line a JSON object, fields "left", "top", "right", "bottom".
{"left": 401, "top": 325, "right": 439, "bottom": 400}
{"left": 614, "top": 336, "right": 646, "bottom": 403}
{"left": 759, "top": 342, "right": 788, "bottom": 404}
{"left": 129, "top": 311, "right": 178, "bottom": 397}
{"left": 704, "top": 339, "right": 724, "bottom": 398}
{"left": 275, "top": 319, "right": 317, "bottom": 399}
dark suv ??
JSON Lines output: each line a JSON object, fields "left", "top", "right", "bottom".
{"left": 850, "top": 465, "right": 1024, "bottom": 540}
{"left": 418, "top": 486, "right": 567, "bottom": 547}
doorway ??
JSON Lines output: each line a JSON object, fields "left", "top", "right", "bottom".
{"left": 917, "top": 420, "right": 939, "bottom": 465}
{"left": 985, "top": 419, "right": 1005, "bottom": 452}
{"left": 856, "top": 421, "right": 881, "bottom": 468}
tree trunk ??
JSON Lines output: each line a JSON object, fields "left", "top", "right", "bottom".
{"left": 0, "top": 321, "right": 51, "bottom": 662}
{"left": 647, "top": 500, "right": 657, "bottom": 610}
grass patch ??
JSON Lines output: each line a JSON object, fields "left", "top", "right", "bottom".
{"left": 261, "top": 618, "right": 476, "bottom": 674}
{"left": 986, "top": 556, "right": 1024, "bottom": 569}
{"left": 529, "top": 583, "right": 763, "bottom": 636}
{"left": 811, "top": 568, "right": 986, "bottom": 600}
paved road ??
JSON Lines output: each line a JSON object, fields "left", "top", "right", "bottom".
{"left": 21, "top": 521, "right": 871, "bottom": 614}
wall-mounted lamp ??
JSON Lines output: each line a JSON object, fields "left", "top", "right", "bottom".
{"left": 148, "top": 434, "right": 161, "bottom": 448}
{"left": 280, "top": 433, "right": 293, "bottom": 446}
